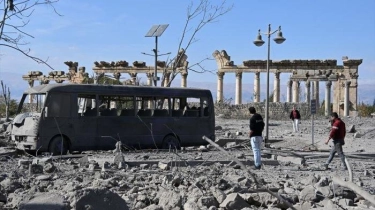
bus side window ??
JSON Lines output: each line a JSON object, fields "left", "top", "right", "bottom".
{"left": 78, "top": 94, "right": 96, "bottom": 117}
{"left": 47, "top": 93, "right": 71, "bottom": 117}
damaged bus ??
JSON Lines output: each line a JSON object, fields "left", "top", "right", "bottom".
{"left": 11, "top": 84, "right": 215, "bottom": 154}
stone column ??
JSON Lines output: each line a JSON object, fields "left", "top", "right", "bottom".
{"left": 129, "top": 73, "right": 137, "bottom": 85}
{"left": 313, "top": 81, "right": 319, "bottom": 107}
{"left": 235, "top": 71, "right": 242, "bottom": 105}
{"left": 28, "top": 80, "right": 34, "bottom": 103}
{"left": 273, "top": 72, "right": 280, "bottom": 102}
{"left": 254, "top": 72, "right": 260, "bottom": 102}
{"left": 292, "top": 81, "right": 300, "bottom": 102}
{"left": 286, "top": 80, "right": 292, "bottom": 102}
{"left": 113, "top": 72, "right": 121, "bottom": 81}
{"left": 325, "top": 81, "right": 332, "bottom": 116}
{"left": 305, "top": 81, "right": 311, "bottom": 103}
{"left": 344, "top": 81, "right": 351, "bottom": 117}
{"left": 217, "top": 72, "right": 225, "bottom": 103}
{"left": 181, "top": 72, "right": 188, "bottom": 87}
{"left": 146, "top": 72, "right": 153, "bottom": 86}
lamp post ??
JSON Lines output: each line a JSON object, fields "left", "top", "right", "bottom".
{"left": 253, "top": 24, "right": 286, "bottom": 145}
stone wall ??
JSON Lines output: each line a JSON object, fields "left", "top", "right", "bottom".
{"left": 215, "top": 102, "right": 314, "bottom": 120}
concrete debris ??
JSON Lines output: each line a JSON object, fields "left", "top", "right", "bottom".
{"left": 73, "top": 188, "right": 129, "bottom": 210}
{"left": 354, "top": 132, "right": 362, "bottom": 138}
{"left": 219, "top": 193, "right": 251, "bottom": 209}
{"left": 158, "top": 161, "right": 169, "bottom": 170}
{"left": 19, "top": 193, "right": 69, "bottom": 210}
{"left": 348, "top": 124, "right": 356, "bottom": 133}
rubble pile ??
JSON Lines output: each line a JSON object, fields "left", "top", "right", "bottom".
{"left": 0, "top": 117, "right": 374, "bottom": 209}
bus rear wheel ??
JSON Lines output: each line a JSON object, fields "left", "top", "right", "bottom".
{"left": 49, "top": 136, "right": 69, "bottom": 155}
{"left": 162, "top": 135, "right": 181, "bottom": 150}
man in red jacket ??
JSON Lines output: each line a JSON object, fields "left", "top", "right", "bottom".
{"left": 324, "top": 112, "right": 347, "bottom": 170}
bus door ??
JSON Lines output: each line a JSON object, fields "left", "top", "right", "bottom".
{"left": 73, "top": 94, "right": 98, "bottom": 151}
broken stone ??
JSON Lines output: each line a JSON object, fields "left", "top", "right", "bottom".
{"left": 73, "top": 188, "right": 129, "bottom": 210}
{"left": 158, "top": 161, "right": 169, "bottom": 170}
{"left": 113, "top": 153, "right": 126, "bottom": 165}
{"left": 299, "top": 185, "right": 318, "bottom": 202}
{"left": 354, "top": 132, "right": 362, "bottom": 138}
{"left": 198, "top": 196, "right": 219, "bottom": 208}
{"left": 198, "top": 145, "right": 208, "bottom": 152}
{"left": 43, "top": 163, "right": 56, "bottom": 173}
{"left": 36, "top": 175, "right": 51, "bottom": 181}
{"left": 29, "top": 164, "right": 43, "bottom": 174}
{"left": 19, "top": 193, "right": 69, "bottom": 210}
{"left": 77, "top": 155, "right": 89, "bottom": 167}
{"left": 220, "top": 193, "right": 251, "bottom": 209}
{"left": 184, "top": 201, "right": 200, "bottom": 210}
{"left": 140, "top": 164, "right": 149, "bottom": 169}
{"left": 158, "top": 190, "right": 182, "bottom": 209}
{"left": 348, "top": 125, "right": 356, "bottom": 133}
{"left": 210, "top": 187, "right": 226, "bottom": 204}
{"left": 235, "top": 131, "right": 242, "bottom": 136}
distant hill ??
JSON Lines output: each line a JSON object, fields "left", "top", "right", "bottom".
{"left": 0, "top": 72, "right": 374, "bottom": 104}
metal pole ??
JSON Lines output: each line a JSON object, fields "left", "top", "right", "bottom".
{"left": 311, "top": 81, "right": 314, "bottom": 146}
{"left": 154, "top": 36, "right": 158, "bottom": 86}
{"left": 265, "top": 24, "right": 271, "bottom": 144}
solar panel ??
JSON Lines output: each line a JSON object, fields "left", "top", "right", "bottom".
{"left": 145, "top": 24, "right": 169, "bottom": 37}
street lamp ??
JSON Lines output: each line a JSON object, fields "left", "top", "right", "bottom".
{"left": 253, "top": 24, "right": 286, "bottom": 145}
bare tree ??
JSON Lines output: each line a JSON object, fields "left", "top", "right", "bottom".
{"left": 0, "top": 0, "right": 60, "bottom": 69}
{"left": 1, "top": 80, "right": 10, "bottom": 121}
{"left": 161, "top": 0, "right": 233, "bottom": 87}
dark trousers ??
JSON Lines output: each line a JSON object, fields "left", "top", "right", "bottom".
{"left": 326, "top": 140, "right": 347, "bottom": 168}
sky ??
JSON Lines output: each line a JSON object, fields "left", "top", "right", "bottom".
{"left": 0, "top": 0, "right": 374, "bottom": 101}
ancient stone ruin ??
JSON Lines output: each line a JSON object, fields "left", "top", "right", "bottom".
{"left": 213, "top": 50, "right": 362, "bottom": 117}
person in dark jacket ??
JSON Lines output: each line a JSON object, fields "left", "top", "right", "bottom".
{"left": 324, "top": 112, "right": 347, "bottom": 170}
{"left": 248, "top": 107, "right": 265, "bottom": 170}
{"left": 289, "top": 106, "right": 301, "bottom": 133}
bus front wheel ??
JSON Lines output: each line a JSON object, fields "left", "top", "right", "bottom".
{"left": 162, "top": 135, "right": 181, "bottom": 150}
{"left": 49, "top": 136, "right": 69, "bottom": 155}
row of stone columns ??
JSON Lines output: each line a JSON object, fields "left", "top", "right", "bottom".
{"left": 217, "top": 72, "right": 351, "bottom": 117}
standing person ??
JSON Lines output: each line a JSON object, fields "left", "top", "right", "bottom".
{"left": 324, "top": 112, "right": 347, "bottom": 170}
{"left": 248, "top": 107, "right": 265, "bottom": 170}
{"left": 289, "top": 106, "right": 301, "bottom": 133}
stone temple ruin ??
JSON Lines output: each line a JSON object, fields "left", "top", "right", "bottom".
{"left": 23, "top": 49, "right": 362, "bottom": 117}
{"left": 213, "top": 50, "right": 362, "bottom": 117}
{"left": 22, "top": 50, "right": 189, "bottom": 101}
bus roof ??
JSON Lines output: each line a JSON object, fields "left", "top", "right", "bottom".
{"left": 24, "top": 83, "right": 212, "bottom": 96}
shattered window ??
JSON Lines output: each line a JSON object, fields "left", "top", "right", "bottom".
{"left": 78, "top": 94, "right": 96, "bottom": 117}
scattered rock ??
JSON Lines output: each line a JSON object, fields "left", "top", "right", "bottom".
{"left": 348, "top": 125, "right": 356, "bottom": 133}
{"left": 73, "top": 188, "right": 129, "bottom": 210}
{"left": 19, "top": 193, "right": 69, "bottom": 210}
{"left": 220, "top": 193, "right": 251, "bottom": 209}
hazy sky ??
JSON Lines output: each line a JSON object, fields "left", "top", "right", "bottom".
{"left": 0, "top": 0, "right": 374, "bottom": 93}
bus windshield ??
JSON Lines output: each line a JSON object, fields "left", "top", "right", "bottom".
{"left": 18, "top": 93, "right": 46, "bottom": 114}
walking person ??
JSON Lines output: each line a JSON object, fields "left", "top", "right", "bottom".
{"left": 248, "top": 107, "right": 265, "bottom": 170}
{"left": 324, "top": 112, "right": 347, "bottom": 170}
{"left": 289, "top": 106, "right": 301, "bottom": 133}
